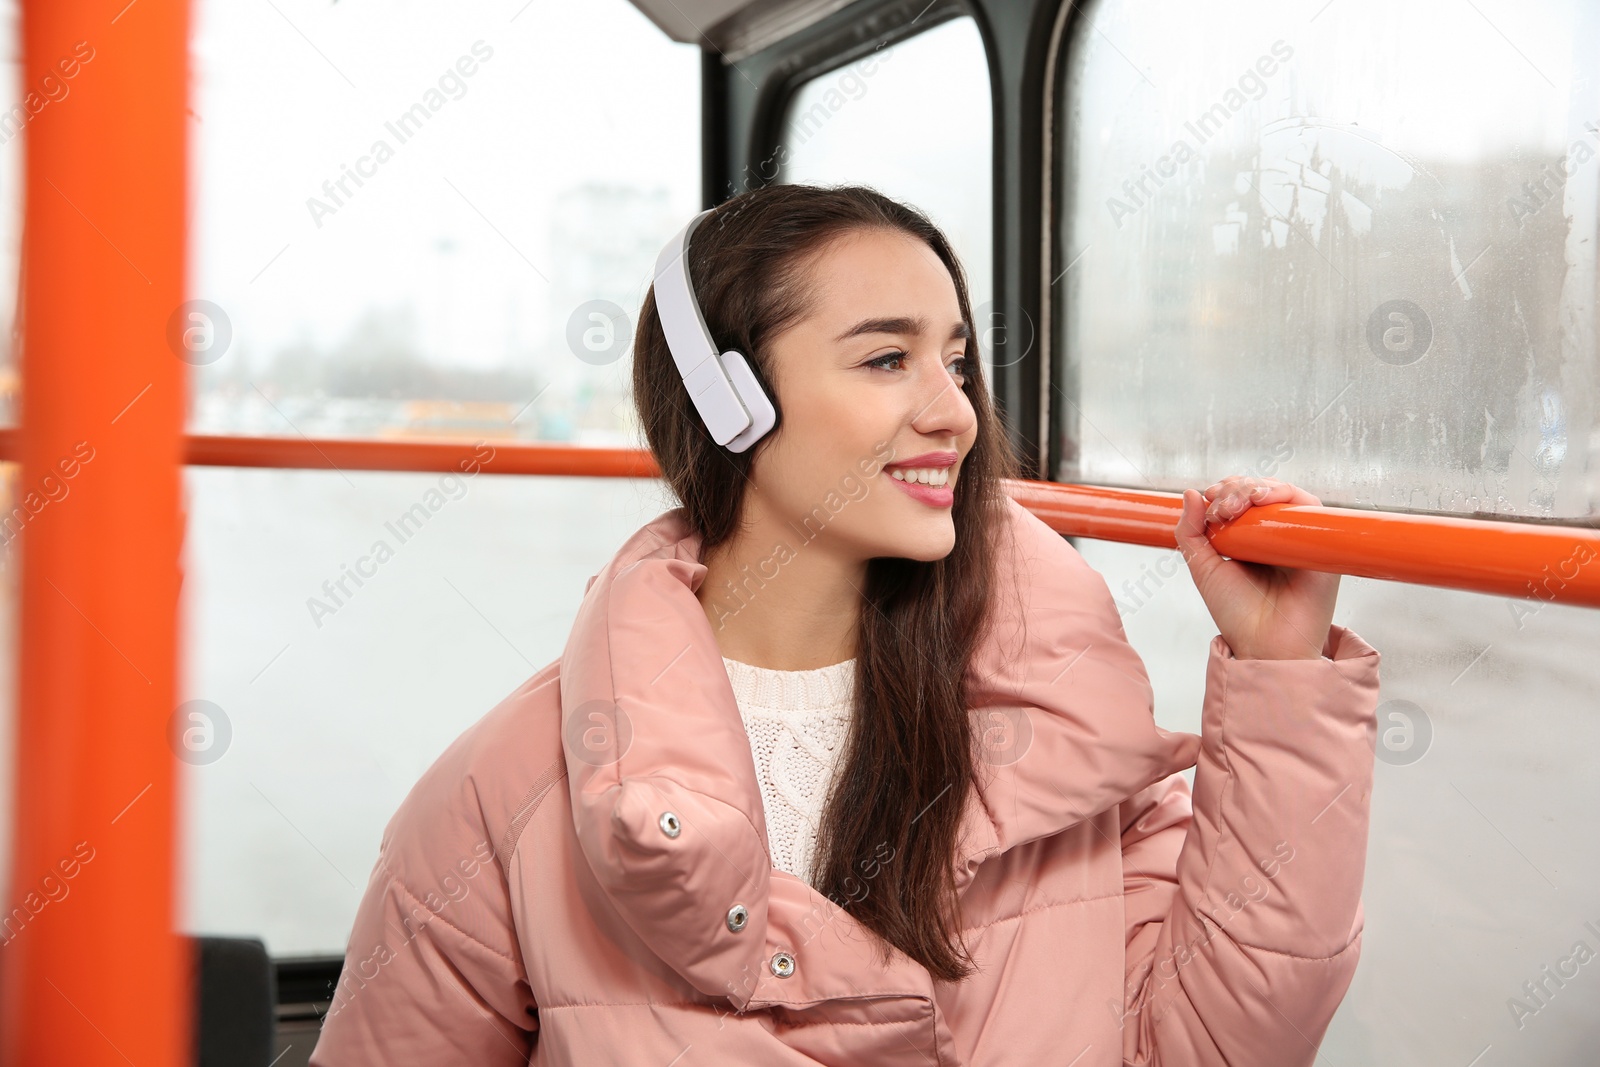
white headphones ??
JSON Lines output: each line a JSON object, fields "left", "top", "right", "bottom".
{"left": 651, "top": 208, "right": 777, "bottom": 453}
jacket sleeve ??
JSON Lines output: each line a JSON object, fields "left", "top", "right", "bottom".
{"left": 308, "top": 823, "right": 538, "bottom": 1064}
{"left": 1117, "top": 624, "right": 1381, "bottom": 1067}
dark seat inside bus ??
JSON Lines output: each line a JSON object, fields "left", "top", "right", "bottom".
{"left": 194, "top": 936, "right": 275, "bottom": 1067}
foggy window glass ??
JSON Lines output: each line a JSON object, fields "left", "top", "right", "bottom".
{"left": 183, "top": 468, "right": 671, "bottom": 955}
{"left": 183, "top": 0, "right": 698, "bottom": 955}
{"left": 1057, "top": 0, "right": 1599, "bottom": 521}
{"left": 189, "top": 0, "right": 698, "bottom": 445}
{"left": 779, "top": 17, "right": 996, "bottom": 381}
{"left": 1057, "top": 4, "right": 1600, "bottom": 1064}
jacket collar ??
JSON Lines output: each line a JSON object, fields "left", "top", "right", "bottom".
{"left": 559, "top": 501, "right": 1200, "bottom": 1034}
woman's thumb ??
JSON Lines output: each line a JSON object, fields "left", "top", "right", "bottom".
{"left": 1175, "top": 489, "right": 1220, "bottom": 580}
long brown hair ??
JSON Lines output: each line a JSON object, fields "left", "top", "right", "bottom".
{"left": 632, "top": 183, "right": 1021, "bottom": 982}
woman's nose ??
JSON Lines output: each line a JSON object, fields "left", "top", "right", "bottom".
{"left": 910, "top": 371, "right": 975, "bottom": 436}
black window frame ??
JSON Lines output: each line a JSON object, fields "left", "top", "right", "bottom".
{"left": 700, "top": 0, "right": 1067, "bottom": 480}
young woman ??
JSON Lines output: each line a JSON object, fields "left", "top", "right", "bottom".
{"left": 311, "top": 184, "right": 1381, "bottom": 1067}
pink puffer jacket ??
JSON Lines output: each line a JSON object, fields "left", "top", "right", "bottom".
{"left": 309, "top": 496, "right": 1381, "bottom": 1066}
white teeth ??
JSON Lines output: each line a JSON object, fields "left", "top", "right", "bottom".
{"left": 889, "top": 466, "right": 950, "bottom": 486}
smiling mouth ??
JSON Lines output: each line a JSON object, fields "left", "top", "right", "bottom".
{"left": 882, "top": 449, "right": 959, "bottom": 486}
{"left": 887, "top": 465, "right": 952, "bottom": 488}
{"left": 882, "top": 451, "right": 959, "bottom": 507}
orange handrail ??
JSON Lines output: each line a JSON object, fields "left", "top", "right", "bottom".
{"left": 1, "top": 2, "right": 191, "bottom": 1065}
{"left": 1005, "top": 481, "right": 1600, "bottom": 608}
{"left": 183, "top": 430, "right": 660, "bottom": 478}
{"left": 80, "top": 432, "right": 1598, "bottom": 609}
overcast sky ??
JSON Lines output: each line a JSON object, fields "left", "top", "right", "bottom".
{"left": 182, "top": 0, "right": 701, "bottom": 370}
{"left": 0, "top": 0, "right": 1582, "bottom": 374}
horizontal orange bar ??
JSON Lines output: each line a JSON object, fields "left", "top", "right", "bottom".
{"left": 182, "top": 432, "right": 660, "bottom": 479}
{"left": 1005, "top": 481, "right": 1600, "bottom": 608}
{"left": 4, "top": 431, "right": 1593, "bottom": 608}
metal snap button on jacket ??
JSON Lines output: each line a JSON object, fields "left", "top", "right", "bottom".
{"left": 658, "top": 811, "right": 681, "bottom": 838}
{"left": 769, "top": 951, "right": 795, "bottom": 978}
{"left": 725, "top": 904, "right": 748, "bottom": 932}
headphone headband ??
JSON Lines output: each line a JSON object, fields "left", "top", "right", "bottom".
{"left": 652, "top": 208, "right": 776, "bottom": 452}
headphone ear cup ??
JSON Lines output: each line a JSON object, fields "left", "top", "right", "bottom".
{"left": 680, "top": 353, "right": 754, "bottom": 446}
{"left": 718, "top": 351, "right": 777, "bottom": 453}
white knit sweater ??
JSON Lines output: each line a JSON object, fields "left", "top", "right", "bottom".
{"left": 721, "top": 656, "right": 856, "bottom": 890}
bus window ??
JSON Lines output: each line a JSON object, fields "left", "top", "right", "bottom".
{"left": 1055, "top": 1, "right": 1600, "bottom": 1063}
{"left": 183, "top": 0, "right": 696, "bottom": 956}
{"left": 778, "top": 17, "right": 997, "bottom": 383}
{"left": 1056, "top": 0, "right": 1597, "bottom": 521}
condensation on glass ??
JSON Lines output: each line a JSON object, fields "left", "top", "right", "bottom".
{"left": 183, "top": 467, "right": 673, "bottom": 955}
{"left": 188, "top": 0, "right": 699, "bottom": 446}
{"left": 778, "top": 17, "right": 997, "bottom": 381}
{"left": 1057, "top": 5, "right": 1600, "bottom": 1065}
{"left": 1058, "top": 0, "right": 1600, "bottom": 520}
{"left": 184, "top": 0, "right": 700, "bottom": 955}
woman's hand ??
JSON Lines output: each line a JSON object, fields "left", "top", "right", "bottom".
{"left": 1174, "top": 476, "right": 1340, "bottom": 661}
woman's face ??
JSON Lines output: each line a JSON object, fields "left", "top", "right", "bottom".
{"left": 748, "top": 227, "right": 979, "bottom": 563}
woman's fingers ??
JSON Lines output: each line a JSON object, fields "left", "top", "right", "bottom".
{"left": 1175, "top": 489, "right": 1223, "bottom": 577}
{"left": 1198, "top": 477, "right": 1322, "bottom": 528}
{"left": 1204, "top": 479, "right": 1258, "bottom": 525}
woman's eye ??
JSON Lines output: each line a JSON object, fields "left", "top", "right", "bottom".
{"left": 863, "top": 351, "right": 970, "bottom": 378}
{"left": 865, "top": 351, "right": 908, "bottom": 370}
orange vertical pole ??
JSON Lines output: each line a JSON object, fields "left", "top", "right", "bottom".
{"left": 1, "top": 0, "right": 190, "bottom": 1065}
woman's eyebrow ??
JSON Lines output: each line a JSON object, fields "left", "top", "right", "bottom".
{"left": 834, "top": 315, "right": 972, "bottom": 342}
